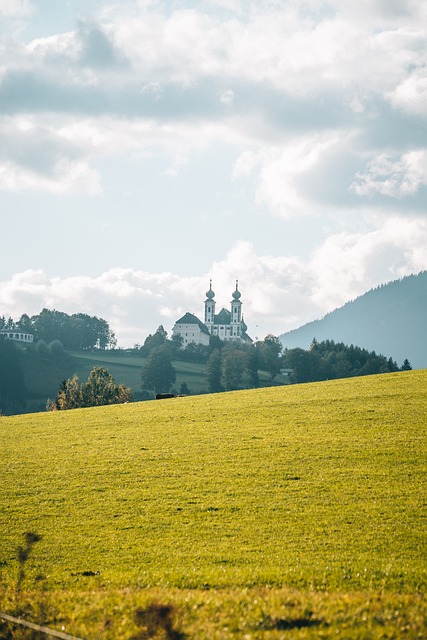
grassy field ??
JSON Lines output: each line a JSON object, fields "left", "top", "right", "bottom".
{"left": 1, "top": 370, "right": 426, "bottom": 638}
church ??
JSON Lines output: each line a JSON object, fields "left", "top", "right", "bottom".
{"left": 172, "top": 281, "right": 252, "bottom": 347}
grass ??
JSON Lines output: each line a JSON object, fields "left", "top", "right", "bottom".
{"left": 1, "top": 370, "right": 426, "bottom": 638}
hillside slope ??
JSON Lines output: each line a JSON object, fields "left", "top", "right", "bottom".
{"left": 280, "top": 271, "right": 427, "bottom": 368}
{"left": 1, "top": 370, "right": 425, "bottom": 595}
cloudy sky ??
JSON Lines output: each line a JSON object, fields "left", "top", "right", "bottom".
{"left": 1, "top": 0, "right": 426, "bottom": 346}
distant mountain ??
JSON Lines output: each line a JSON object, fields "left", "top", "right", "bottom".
{"left": 280, "top": 271, "right": 427, "bottom": 370}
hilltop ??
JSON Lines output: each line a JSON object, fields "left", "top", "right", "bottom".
{"left": 280, "top": 271, "right": 427, "bottom": 369}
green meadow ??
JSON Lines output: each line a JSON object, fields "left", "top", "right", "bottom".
{"left": 1, "top": 370, "right": 426, "bottom": 638}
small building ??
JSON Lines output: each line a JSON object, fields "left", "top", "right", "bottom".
{"left": 280, "top": 368, "right": 293, "bottom": 377}
{"left": 172, "top": 312, "right": 211, "bottom": 347}
{"left": 0, "top": 328, "right": 34, "bottom": 344}
{"left": 172, "top": 281, "right": 252, "bottom": 347}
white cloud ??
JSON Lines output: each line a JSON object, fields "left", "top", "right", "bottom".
{"left": 2, "top": 223, "right": 427, "bottom": 346}
{"left": 388, "top": 68, "right": 427, "bottom": 117}
{"left": 0, "top": 116, "right": 103, "bottom": 194}
{"left": 0, "top": 157, "right": 102, "bottom": 194}
{"left": 220, "top": 88, "right": 235, "bottom": 106}
{"left": 351, "top": 150, "right": 427, "bottom": 199}
{"left": 0, "top": 0, "right": 32, "bottom": 17}
{"left": 1, "top": 0, "right": 425, "bottom": 210}
{"left": 233, "top": 131, "right": 352, "bottom": 218}
{"left": 0, "top": 0, "right": 427, "bottom": 339}
{"left": 309, "top": 217, "right": 427, "bottom": 309}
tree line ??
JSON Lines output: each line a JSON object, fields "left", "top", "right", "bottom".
{"left": 1, "top": 314, "right": 412, "bottom": 415}
{"left": 284, "top": 339, "right": 412, "bottom": 384}
{"left": 137, "top": 326, "right": 412, "bottom": 396}
{"left": 1, "top": 309, "right": 116, "bottom": 350}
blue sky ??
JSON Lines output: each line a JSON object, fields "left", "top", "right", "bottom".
{"left": 1, "top": 0, "right": 426, "bottom": 346}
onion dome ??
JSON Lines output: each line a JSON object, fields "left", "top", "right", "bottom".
{"left": 232, "top": 279, "right": 241, "bottom": 300}
{"left": 206, "top": 279, "right": 215, "bottom": 299}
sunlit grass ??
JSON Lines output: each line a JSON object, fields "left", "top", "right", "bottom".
{"left": 1, "top": 370, "right": 426, "bottom": 637}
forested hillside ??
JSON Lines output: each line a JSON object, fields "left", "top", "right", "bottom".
{"left": 280, "top": 272, "right": 427, "bottom": 369}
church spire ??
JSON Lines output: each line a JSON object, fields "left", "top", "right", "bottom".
{"left": 204, "top": 279, "right": 216, "bottom": 326}
{"left": 231, "top": 279, "right": 242, "bottom": 328}
{"left": 232, "top": 279, "right": 241, "bottom": 300}
{"left": 205, "top": 279, "right": 215, "bottom": 300}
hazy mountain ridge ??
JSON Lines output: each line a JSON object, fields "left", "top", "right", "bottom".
{"left": 280, "top": 271, "right": 427, "bottom": 369}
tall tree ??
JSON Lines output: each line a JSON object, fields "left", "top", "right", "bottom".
{"left": 140, "top": 325, "right": 168, "bottom": 356}
{"left": 206, "top": 348, "right": 222, "bottom": 393}
{"left": 401, "top": 359, "right": 412, "bottom": 371}
{"left": 17, "top": 313, "right": 32, "bottom": 333}
{"left": 256, "top": 334, "right": 283, "bottom": 382}
{"left": 221, "top": 349, "right": 248, "bottom": 391}
{"left": 141, "top": 345, "right": 176, "bottom": 394}
{"left": 52, "top": 375, "right": 83, "bottom": 410}
{"left": 245, "top": 344, "right": 259, "bottom": 387}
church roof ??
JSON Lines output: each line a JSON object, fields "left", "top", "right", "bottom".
{"left": 214, "top": 308, "right": 231, "bottom": 325}
{"left": 175, "top": 312, "right": 210, "bottom": 334}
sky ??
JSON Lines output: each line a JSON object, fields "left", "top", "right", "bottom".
{"left": 0, "top": 0, "right": 426, "bottom": 347}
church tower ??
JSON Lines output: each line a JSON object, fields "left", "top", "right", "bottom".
{"left": 204, "top": 280, "right": 216, "bottom": 330}
{"left": 230, "top": 280, "right": 242, "bottom": 338}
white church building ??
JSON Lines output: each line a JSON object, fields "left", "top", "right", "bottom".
{"left": 172, "top": 281, "right": 252, "bottom": 347}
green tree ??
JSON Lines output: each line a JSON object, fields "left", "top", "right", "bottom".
{"left": 170, "top": 332, "right": 184, "bottom": 357}
{"left": 0, "top": 316, "right": 14, "bottom": 330}
{"left": 284, "top": 347, "right": 320, "bottom": 383}
{"left": 387, "top": 357, "right": 399, "bottom": 372}
{"left": 285, "top": 340, "right": 402, "bottom": 383}
{"left": 71, "top": 313, "right": 116, "bottom": 350}
{"left": 179, "top": 382, "right": 191, "bottom": 395}
{"left": 401, "top": 359, "right": 412, "bottom": 371}
{"left": 256, "top": 334, "right": 283, "bottom": 382}
{"left": 81, "top": 367, "right": 131, "bottom": 406}
{"left": 17, "top": 313, "right": 33, "bottom": 333}
{"left": 182, "top": 342, "right": 210, "bottom": 363}
{"left": 51, "top": 367, "right": 131, "bottom": 410}
{"left": 32, "top": 308, "right": 116, "bottom": 350}
{"left": 206, "top": 348, "right": 222, "bottom": 393}
{"left": 140, "top": 325, "right": 168, "bottom": 356}
{"left": 52, "top": 375, "right": 83, "bottom": 410}
{"left": 221, "top": 349, "right": 248, "bottom": 391}
{"left": 209, "top": 335, "right": 223, "bottom": 353}
{"left": 245, "top": 344, "right": 259, "bottom": 387}
{"left": 141, "top": 345, "right": 176, "bottom": 394}
{"left": 36, "top": 339, "right": 51, "bottom": 359}
{"left": 48, "top": 339, "right": 65, "bottom": 357}
{"left": 32, "top": 309, "right": 69, "bottom": 345}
